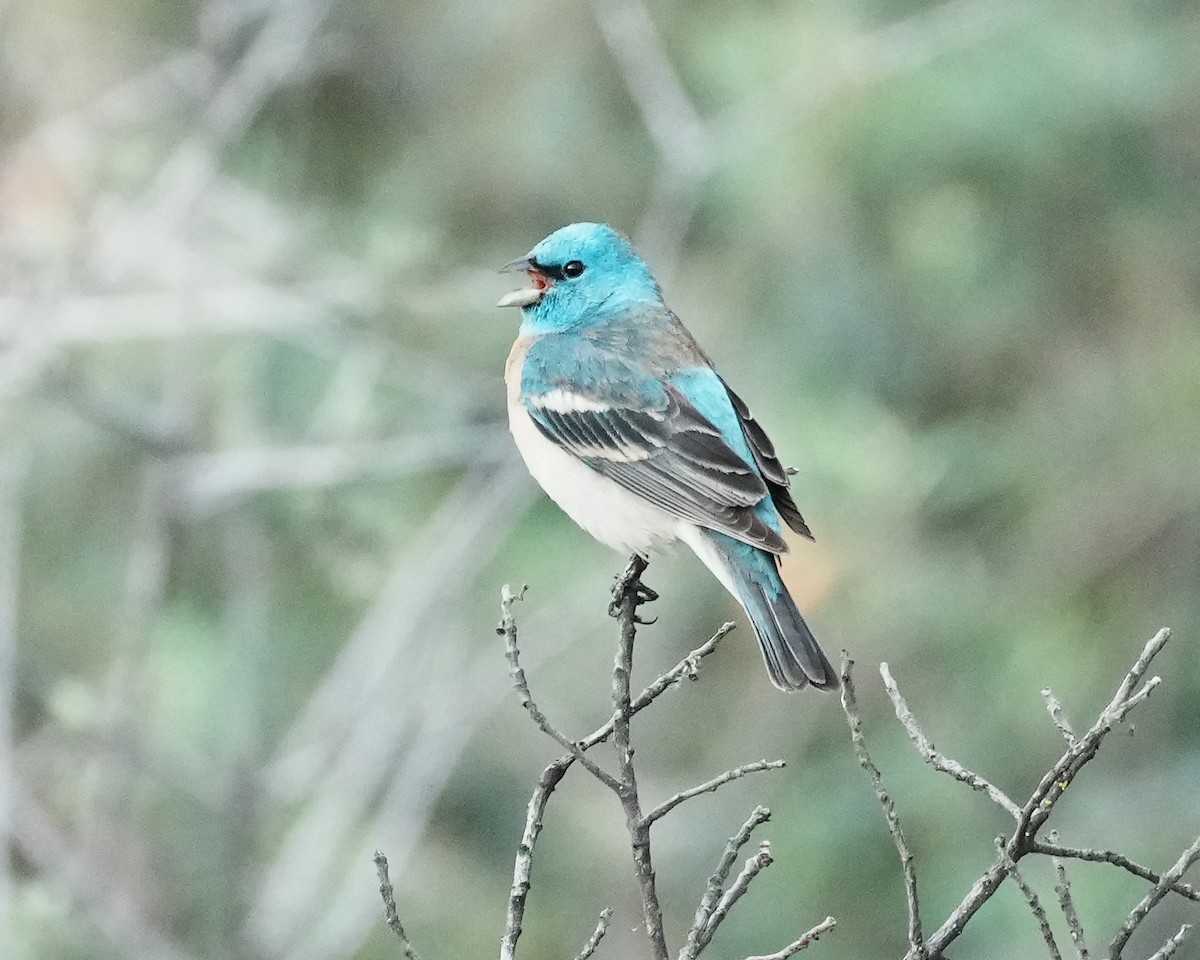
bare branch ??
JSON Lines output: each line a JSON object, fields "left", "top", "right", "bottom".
{"left": 631, "top": 623, "right": 736, "bottom": 701}
{"left": 372, "top": 852, "right": 423, "bottom": 960}
{"left": 697, "top": 841, "right": 774, "bottom": 951}
{"left": 840, "top": 655, "right": 926, "bottom": 959}
{"left": 1021, "top": 629, "right": 1171, "bottom": 844}
{"left": 997, "top": 841, "right": 1061, "bottom": 960}
{"left": 880, "top": 662, "right": 1020, "bottom": 818}
{"left": 526, "top": 619, "right": 733, "bottom": 768}
{"left": 499, "top": 584, "right": 623, "bottom": 793}
{"left": 573, "top": 907, "right": 614, "bottom": 960}
{"left": 1051, "top": 850, "right": 1089, "bottom": 960}
{"left": 1144, "top": 924, "right": 1194, "bottom": 960}
{"left": 743, "top": 916, "right": 838, "bottom": 960}
{"left": 503, "top": 757, "right": 572, "bottom": 960}
{"left": 643, "top": 761, "right": 785, "bottom": 827}
{"left": 912, "top": 629, "right": 1179, "bottom": 960}
{"left": 1108, "top": 834, "right": 1200, "bottom": 958}
{"left": 682, "top": 806, "right": 772, "bottom": 960}
{"left": 1111, "top": 628, "right": 1170, "bottom": 705}
{"left": 608, "top": 554, "right": 669, "bottom": 960}
{"left": 1031, "top": 841, "right": 1200, "bottom": 903}
{"left": 503, "top": 620, "right": 735, "bottom": 960}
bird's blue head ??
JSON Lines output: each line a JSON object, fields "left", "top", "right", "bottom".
{"left": 498, "top": 222, "right": 662, "bottom": 334}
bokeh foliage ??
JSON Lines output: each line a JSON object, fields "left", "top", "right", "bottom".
{"left": 1, "top": 0, "right": 1198, "bottom": 958}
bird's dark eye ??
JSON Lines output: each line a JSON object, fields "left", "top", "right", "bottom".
{"left": 563, "top": 260, "right": 585, "bottom": 278}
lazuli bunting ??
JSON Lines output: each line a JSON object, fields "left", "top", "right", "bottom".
{"left": 499, "top": 222, "right": 834, "bottom": 692}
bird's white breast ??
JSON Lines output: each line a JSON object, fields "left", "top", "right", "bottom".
{"left": 507, "top": 399, "right": 683, "bottom": 555}
{"left": 505, "top": 337, "right": 683, "bottom": 555}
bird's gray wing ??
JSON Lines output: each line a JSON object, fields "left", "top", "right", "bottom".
{"left": 522, "top": 384, "right": 787, "bottom": 553}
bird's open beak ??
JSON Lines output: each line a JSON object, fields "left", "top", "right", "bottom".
{"left": 498, "top": 255, "right": 548, "bottom": 308}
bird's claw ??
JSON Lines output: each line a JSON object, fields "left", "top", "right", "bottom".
{"left": 634, "top": 583, "right": 658, "bottom": 603}
{"left": 609, "top": 554, "right": 655, "bottom": 619}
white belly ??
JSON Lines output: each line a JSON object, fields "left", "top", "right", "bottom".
{"left": 508, "top": 400, "right": 684, "bottom": 555}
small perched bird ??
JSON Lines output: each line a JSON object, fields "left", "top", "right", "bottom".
{"left": 499, "top": 223, "right": 835, "bottom": 692}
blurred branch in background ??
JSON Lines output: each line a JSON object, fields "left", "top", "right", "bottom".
{"left": 377, "top": 562, "right": 836, "bottom": 960}
{"left": 172, "top": 426, "right": 514, "bottom": 517}
{"left": 841, "top": 628, "right": 1199, "bottom": 960}
{"left": 0, "top": 442, "right": 29, "bottom": 960}
{"left": 590, "top": 0, "right": 1036, "bottom": 282}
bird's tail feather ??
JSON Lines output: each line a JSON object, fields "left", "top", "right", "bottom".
{"left": 687, "top": 529, "right": 836, "bottom": 692}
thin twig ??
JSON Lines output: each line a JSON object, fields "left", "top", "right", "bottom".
{"left": 1020, "top": 630, "right": 1170, "bottom": 846}
{"left": 998, "top": 841, "right": 1061, "bottom": 960}
{"left": 1144, "top": 924, "right": 1194, "bottom": 960}
{"left": 514, "top": 621, "right": 734, "bottom": 777}
{"left": 573, "top": 907, "right": 614, "bottom": 960}
{"left": 681, "top": 806, "right": 771, "bottom": 960}
{"left": 743, "top": 916, "right": 838, "bottom": 960}
{"left": 1032, "top": 841, "right": 1200, "bottom": 903}
{"left": 372, "top": 852, "right": 422, "bottom": 960}
{"left": 1108, "top": 834, "right": 1200, "bottom": 958}
{"left": 502, "top": 757, "right": 572, "bottom": 960}
{"left": 697, "top": 842, "right": 774, "bottom": 950}
{"left": 881, "top": 662, "right": 1020, "bottom": 818}
{"left": 499, "top": 584, "right": 623, "bottom": 792}
{"left": 642, "top": 761, "right": 785, "bottom": 826}
{"left": 1042, "top": 688, "right": 1077, "bottom": 745}
{"left": 841, "top": 655, "right": 926, "bottom": 959}
{"left": 1050, "top": 842, "right": 1088, "bottom": 960}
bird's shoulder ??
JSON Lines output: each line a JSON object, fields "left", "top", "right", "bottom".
{"left": 517, "top": 303, "right": 706, "bottom": 408}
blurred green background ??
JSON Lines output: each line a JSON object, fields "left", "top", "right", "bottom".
{"left": 1, "top": 0, "right": 1198, "bottom": 958}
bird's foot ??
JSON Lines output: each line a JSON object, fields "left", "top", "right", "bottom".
{"left": 609, "top": 553, "right": 657, "bottom": 621}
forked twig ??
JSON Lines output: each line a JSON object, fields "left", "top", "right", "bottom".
{"left": 1108, "top": 834, "right": 1200, "bottom": 958}
{"left": 701, "top": 841, "right": 774, "bottom": 942}
{"left": 503, "top": 617, "right": 736, "bottom": 960}
{"left": 499, "top": 559, "right": 815, "bottom": 960}
{"left": 500, "top": 584, "right": 624, "bottom": 792}
{"left": 743, "top": 916, "right": 837, "bottom": 960}
{"left": 997, "top": 841, "right": 1061, "bottom": 960}
{"left": 853, "top": 628, "right": 1189, "bottom": 960}
{"left": 1032, "top": 841, "right": 1200, "bottom": 904}
{"left": 881, "top": 662, "right": 1019, "bottom": 818}
{"left": 682, "top": 806, "right": 772, "bottom": 959}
